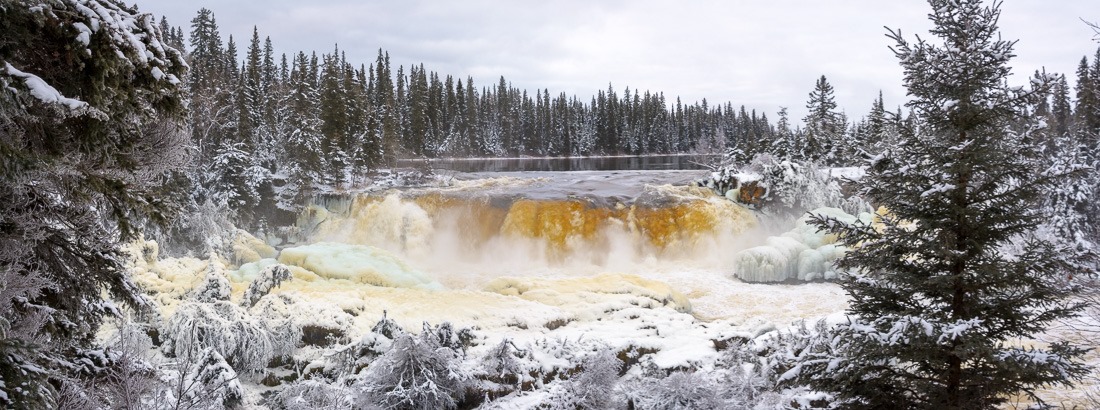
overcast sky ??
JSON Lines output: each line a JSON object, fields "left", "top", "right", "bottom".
{"left": 134, "top": 0, "right": 1097, "bottom": 121}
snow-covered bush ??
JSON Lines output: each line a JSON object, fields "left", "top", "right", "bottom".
{"left": 750, "top": 156, "right": 851, "bottom": 216}
{"left": 615, "top": 329, "right": 830, "bottom": 409}
{"left": 241, "top": 264, "right": 293, "bottom": 308}
{"left": 717, "top": 343, "right": 808, "bottom": 408}
{"left": 55, "top": 323, "right": 166, "bottom": 410}
{"left": 326, "top": 314, "right": 405, "bottom": 377}
{"left": 157, "top": 195, "right": 237, "bottom": 257}
{"left": 624, "top": 371, "right": 724, "bottom": 409}
{"left": 371, "top": 311, "right": 405, "bottom": 340}
{"left": 162, "top": 301, "right": 299, "bottom": 373}
{"left": 749, "top": 319, "right": 842, "bottom": 408}
{"left": 476, "top": 339, "right": 536, "bottom": 390}
{"left": 469, "top": 338, "right": 543, "bottom": 405}
{"left": 538, "top": 349, "right": 622, "bottom": 409}
{"left": 424, "top": 322, "right": 475, "bottom": 357}
{"left": 192, "top": 255, "right": 232, "bottom": 303}
{"left": 252, "top": 293, "right": 352, "bottom": 347}
{"left": 178, "top": 348, "right": 244, "bottom": 409}
{"left": 353, "top": 330, "right": 468, "bottom": 409}
{"left": 269, "top": 379, "right": 353, "bottom": 410}
{"left": 697, "top": 163, "right": 755, "bottom": 200}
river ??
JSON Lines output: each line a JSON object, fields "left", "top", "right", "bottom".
{"left": 395, "top": 153, "right": 723, "bottom": 173}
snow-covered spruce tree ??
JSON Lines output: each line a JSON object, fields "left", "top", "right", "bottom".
{"left": 0, "top": 0, "right": 187, "bottom": 407}
{"left": 802, "top": 75, "right": 845, "bottom": 165}
{"left": 799, "top": 1, "right": 1088, "bottom": 408}
{"left": 192, "top": 255, "right": 233, "bottom": 303}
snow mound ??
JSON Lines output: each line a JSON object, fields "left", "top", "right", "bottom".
{"left": 485, "top": 273, "right": 692, "bottom": 314}
{"left": 278, "top": 242, "right": 442, "bottom": 290}
{"left": 733, "top": 207, "right": 870, "bottom": 283}
{"left": 251, "top": 293, "right": 353, "bottom": 340}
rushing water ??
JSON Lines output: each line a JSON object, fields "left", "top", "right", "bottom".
{"left": 396, "top": 153, "right": 722, "bottom": 173}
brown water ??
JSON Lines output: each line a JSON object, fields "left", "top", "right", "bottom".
{"left": 303, "top": 172, "right": 759, "bottom": 268}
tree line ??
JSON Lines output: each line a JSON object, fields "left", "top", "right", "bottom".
{"left": 173, "top": 9, "right": 921, "bottom": 230}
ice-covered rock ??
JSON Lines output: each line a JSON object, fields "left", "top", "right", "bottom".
{"left": 230, "top": 229, "right": 278, "bottom": 265}
{"left": 696, "top": 167, "right": 767, "bottom": 207}
{"left": 733, "top": 207, "right": 871, "bottom": 283}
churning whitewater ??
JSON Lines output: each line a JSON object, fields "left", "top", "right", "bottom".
{"left": 126, "top": 169, "right": 864, "bottom": 407}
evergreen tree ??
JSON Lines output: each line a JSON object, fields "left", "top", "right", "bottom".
{"left": 863, "top": 90, "right": 896, "bottom": 158}
{"left": 774, "top": 107, "right": 796, "bottom": 159}
{"left": 224, "top": 34, "right": 239, "bottom": 82}
{"left": 1074, "top": 56, "right": 1097, "bottom": 144}
{"left": 319, "top": 48, "right": 350, "bottom": 185}
{"left": 464, "top": 77, "right": 481, "bottom": 156}
{"left": 187, "top": 8, "right": 234, "bottom": 163}
{"left": 345, "top": 60, "right": 371, "bottom": 177}
{"left": 240, "top": 26, "right": 264, "bottom": 152}
{"left": 1050, "top": 74, "right": 1073, "bottom": 139}
{"left": 405, "top": 65, "right": 428, "bottom": 157}
{"left": 188, "top": 8, "right": 223, "bottom": 93}
{"left": 1090, "top": 47, "right": 1100, "bottom": 137}
{"left": 395, "top": 64, "right": 410, "bottom": 156}
{"left": 802, "top": 75, "right": 845, "bottom": 164}
{"left": 0, "top": 0, "right": 189, "bottom": 406}
{"left": 283, "top": 51, "right": 325, "bottom": 205}
{"left": 374, "top": 50, "right": 398, "bottom": 165}
{"left": 798, "top": 1, "right": 1088, "bottom": 407}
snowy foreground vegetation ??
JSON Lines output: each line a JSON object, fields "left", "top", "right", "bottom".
{"left": 3, "top": 0, "right": 1100, "bottom": 409}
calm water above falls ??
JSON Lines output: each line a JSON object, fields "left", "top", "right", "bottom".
{"left": 396, "top": 154, "right": 722, "bottom": 173}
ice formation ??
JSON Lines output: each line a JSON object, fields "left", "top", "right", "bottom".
{"left": 278, "top": 242, "right": 442, "bottom": 290}
{"left": 733, "top": 207, "right": 872, "bottom": 283}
